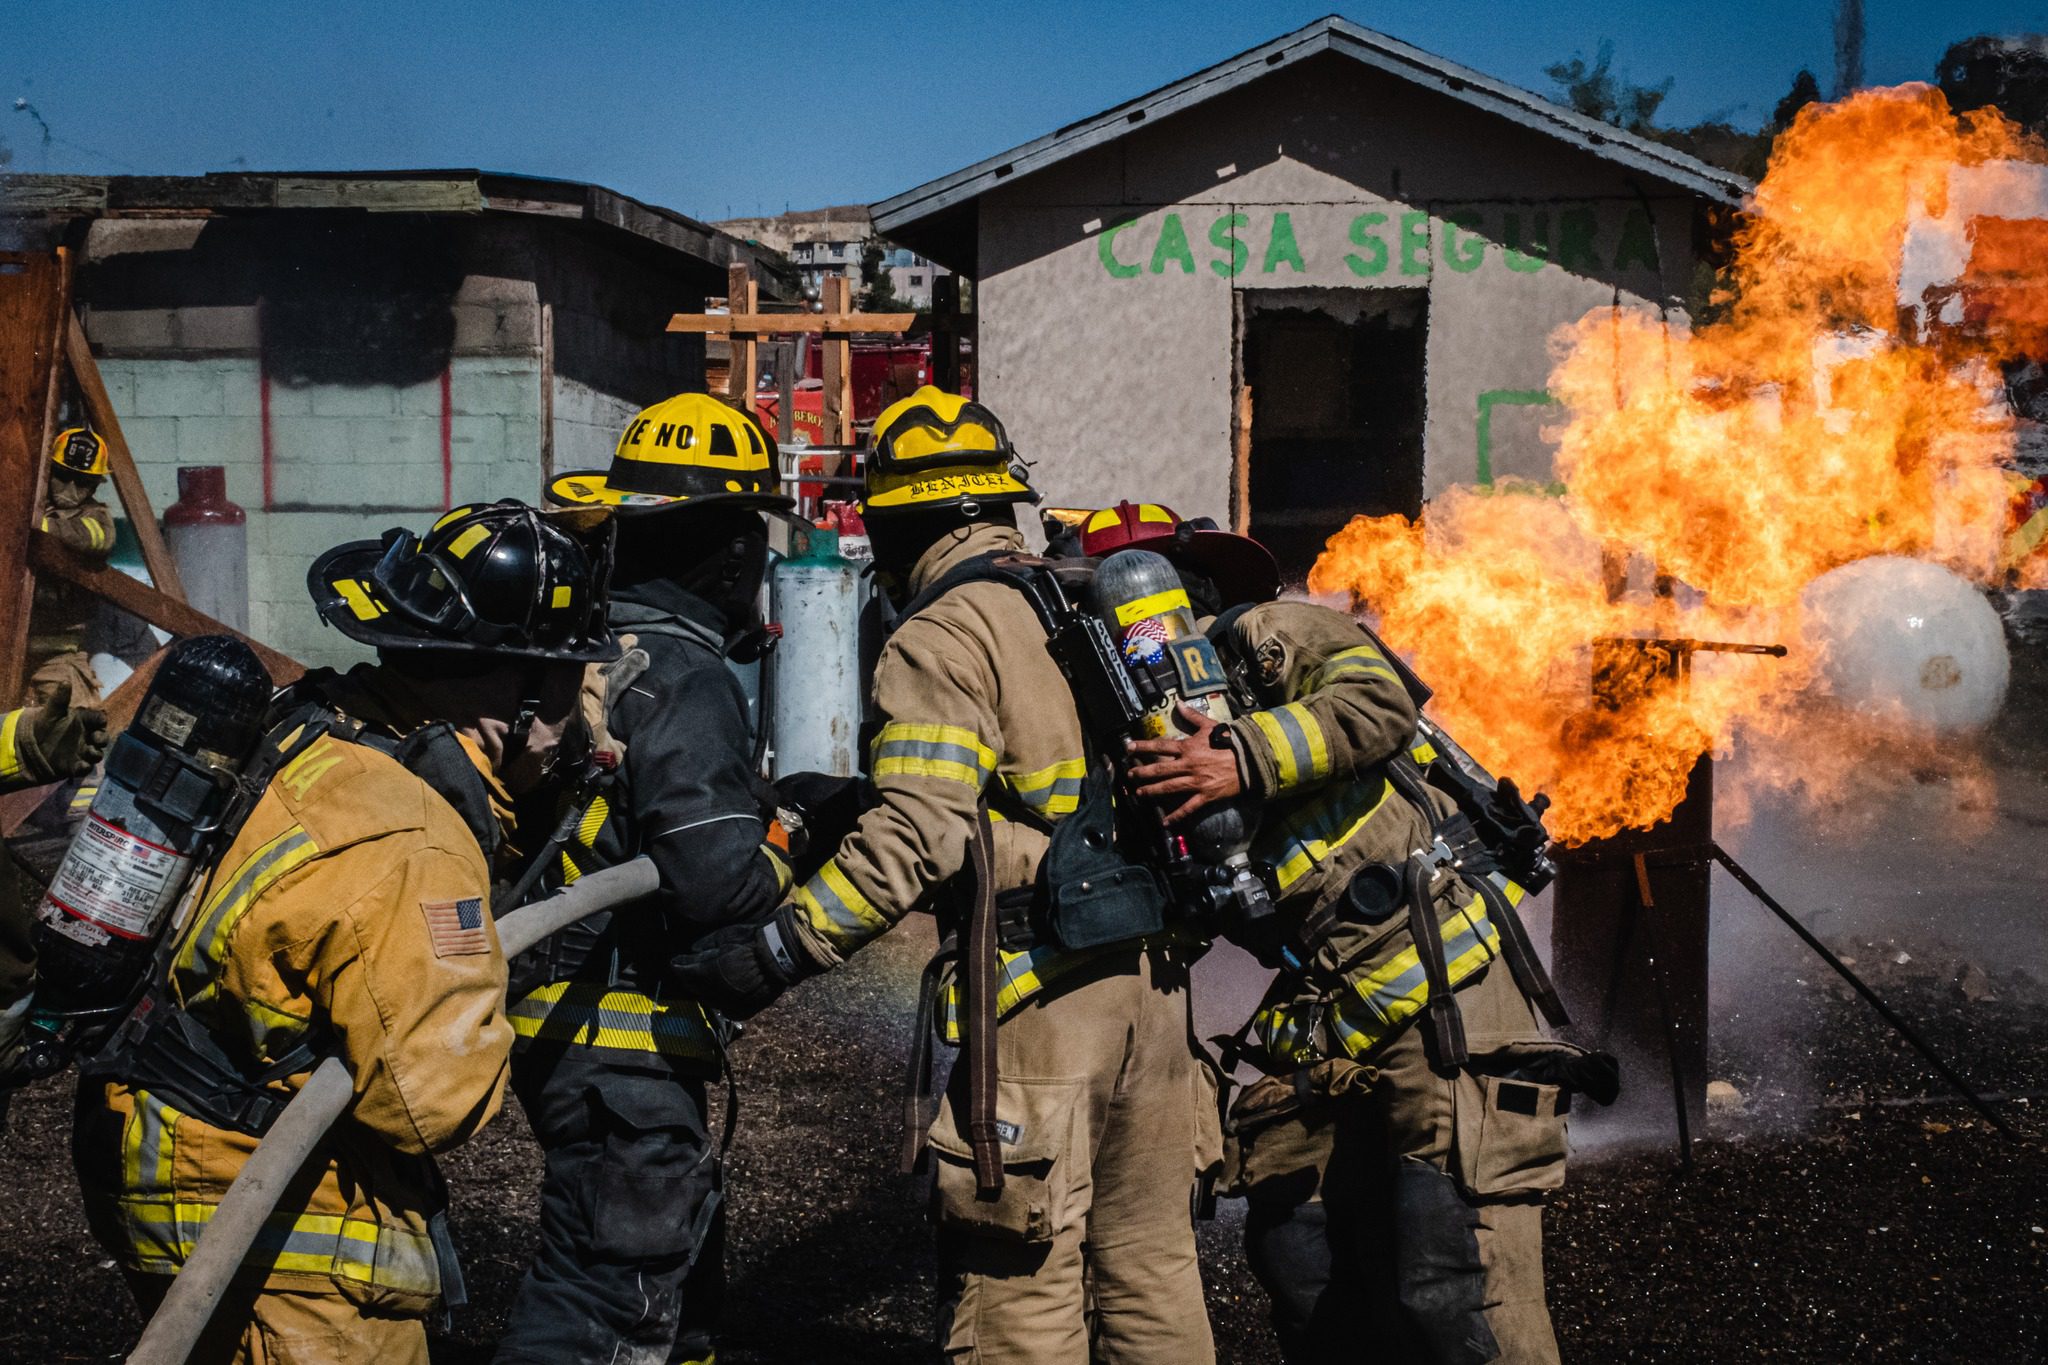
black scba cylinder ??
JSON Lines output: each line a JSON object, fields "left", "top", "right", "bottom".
{"left": 31, "top": 636, "right": 274, "bottom": 1027}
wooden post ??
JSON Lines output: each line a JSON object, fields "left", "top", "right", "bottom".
{"left": 0, "top": 251, "right": 64, "bottom": 703}
{"left": 67, "top": 313, "right": 186, "bottom": 601}
{"left": 1232, "top": 382, "right": 1254, "bottom": 535}
{"left": 932, "top": 275, "right": 960, "bottom": 392}
{"left": 539, "top": 302, "right": 556, "bottom": 489}
{"left": 727, "top": 261, "right": 758, "bottom": 414}
{"left": 775, "top": 338, "right": 795, "bottom": 444}
{"left": 821, "top": 276, "right": 853, "bottom": 446}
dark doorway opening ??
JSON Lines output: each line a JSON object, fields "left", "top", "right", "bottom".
{"left": 1238, "top": 288, "right": 1428, "bottom": 581}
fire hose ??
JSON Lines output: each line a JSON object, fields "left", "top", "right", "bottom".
{"left": 125, "top": 855, "right": 659, "bottom": 1365}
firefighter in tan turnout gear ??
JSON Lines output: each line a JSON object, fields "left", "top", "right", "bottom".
{"left": 670, "top": 389, "right": 1221, "bottom": 1362}
{"left": 72, "top": 501, "right": 617, "bottom": 1365}
{"left": 1099, "top": 501, "right": 1610, "bottom": 1365}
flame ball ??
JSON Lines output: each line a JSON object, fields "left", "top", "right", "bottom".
{"left": 1799, "top": 556, "right": 2010, "bottom": 733}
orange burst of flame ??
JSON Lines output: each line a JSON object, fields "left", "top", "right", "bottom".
{"left": 1309, "top": 86, "right": 2047, "bottom": 845}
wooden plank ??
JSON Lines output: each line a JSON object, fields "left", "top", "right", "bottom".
{"left": 667, "top": 312, "right": 918, "bottom": 335}
{"left": 0, "top": 177, "right": 109, "bottom": 213}
{"left": 0, "top": 251, "right": 63, "bottom": 703}
{"left": 27, "top": 531, "right": 301, "bottom": 684}
{"left": 821, "top": 277, "right": 853, "bottom": 446}
{"left": 273, "top": 177, "right": 484, "bottom": 213}
{"left": 66, "top": 312, "right": 187, "bottom": 602}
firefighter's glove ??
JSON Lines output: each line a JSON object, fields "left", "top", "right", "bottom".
{"left": 1125, "top": 703, "right": 1245, "bottom": 824}
{"left": 668, "top": 904, "right": 822, "bottom": 1021}
{"left": 19, "top": 683, "right": 109, "bottom": 782}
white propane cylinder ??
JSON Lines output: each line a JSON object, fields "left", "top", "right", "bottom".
{"left": 1799, "top": 555, "right": 2010, "bottom": 733}
{"left": 770, "top": 526, "right": 864, "bottom": 778}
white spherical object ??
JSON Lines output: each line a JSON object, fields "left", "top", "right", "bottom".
{"left": 1799, "top": 556, "right": 2010, "bottom": 733}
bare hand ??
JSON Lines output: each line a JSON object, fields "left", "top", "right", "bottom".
{"left": 1126, "top": 703, "right": 1242, "bottom": 825}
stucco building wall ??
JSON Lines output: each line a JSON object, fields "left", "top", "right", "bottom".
{"left": 971, "top": 54, "right": 1698, "bottom": 545}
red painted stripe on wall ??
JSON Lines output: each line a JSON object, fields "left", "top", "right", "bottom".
{"left": 440, "top": 366, "right": 454, "bottom": 510}
{"left": 259, "top": 356, "right": 275, "bottom": 510}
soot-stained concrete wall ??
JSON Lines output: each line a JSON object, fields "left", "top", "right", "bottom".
{"left": 973, "top": 52, "right": 1700, "bottom": 557}
{"left": 77, "top": 213, "right": 712, "bottom": 666}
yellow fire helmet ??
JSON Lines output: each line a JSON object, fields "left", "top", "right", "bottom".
{"left": 547, "top": 392, "right": 792, "bottom": 517}
{"left": 862, "top": 385, "right": 1037, "bottom": 518}
{"left": 51, "top": 426, "right": 109, "bottom": 479}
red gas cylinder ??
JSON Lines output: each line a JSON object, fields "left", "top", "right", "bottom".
{"left": 163, "top": 465, "right": 249, "bottom": 633}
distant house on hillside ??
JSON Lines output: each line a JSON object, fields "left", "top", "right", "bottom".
{"left": 716, "top": 204, "right": 951, "bottom": 307}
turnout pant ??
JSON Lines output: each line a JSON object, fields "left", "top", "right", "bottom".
{"left": 494, "top": 1048, "right": 723, "bottom": 1365}
{"left": 931, "top": 944, "right": 1218, "bottom": 1364}
{"left": 1241, "top": 962, "right": 1566, "bottom": 1365}
{"left": 123, "top": 1271, "right": 428, "bottom": 1365}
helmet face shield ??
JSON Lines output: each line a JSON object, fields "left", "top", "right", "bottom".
{"left": 313, "top": 501, "right": 619, "bottom": 662}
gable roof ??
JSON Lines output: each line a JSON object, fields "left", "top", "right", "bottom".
{"left": 872, "top": 16, "right": 1754, "bottom": 275}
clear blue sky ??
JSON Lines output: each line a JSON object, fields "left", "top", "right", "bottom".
{"left": 5, "top": 1, "right": 2038, "bottom": 222}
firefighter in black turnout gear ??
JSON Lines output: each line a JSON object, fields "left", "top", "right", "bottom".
{"left": 493, "top": 393, "right": 796, "bottom": 1365}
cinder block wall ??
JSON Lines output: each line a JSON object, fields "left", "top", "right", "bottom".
{"left": 101, "top": 355, "right": 549, "bottom": 666}
{"left": 78, "top": 211, "right": 712, "bottom": 669}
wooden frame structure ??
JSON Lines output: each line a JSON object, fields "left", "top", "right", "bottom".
{"left": 669, "top": 262, "right": 918, "bottom": 447}
{"left": 1, "top": 248, "right": 302, "bottom": 734}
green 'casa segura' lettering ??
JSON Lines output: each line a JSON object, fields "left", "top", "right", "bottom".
{"left": 1096, "top": 204, "right": 1667, "bottom": 282}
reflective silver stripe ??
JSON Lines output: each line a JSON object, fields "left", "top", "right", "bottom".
{"left": 803, "top": 872, "right": 874, "bottom": 940}
{"left": 650, "top": 811, "right": 761, "bottom": 841}
{"left": 1015, "top": 775, "right": 1083, "bottom": 812}
{"left": 1270, "top": 706, "right": 1320, "bottom": 778}
{"left": 874, "top": 737, "right": 989, "bottom": 770}
{"left": 186, "top": 830, "right": 318, "bottom": 981}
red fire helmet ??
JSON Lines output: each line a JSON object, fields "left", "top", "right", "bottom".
{"left": 1078, "top": 501, "right": 1280, "bottom": 606}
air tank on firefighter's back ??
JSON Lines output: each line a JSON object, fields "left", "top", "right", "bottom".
{"left": 29, "top": 636, "right": 274, "bottom": 1037}
{"left": 1088, "top": 549, "right": 1272, "bottom": 926}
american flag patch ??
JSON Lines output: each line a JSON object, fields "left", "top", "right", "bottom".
{"left": 422, "top": 897, "right": 490, "bottom": 957}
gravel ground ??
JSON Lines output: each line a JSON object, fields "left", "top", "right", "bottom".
{"left": 4, "top": 611, "right": 2045, "bottom": 1362}
{"left": 1, "top": 914, "right": 2040, "bottom": 1364}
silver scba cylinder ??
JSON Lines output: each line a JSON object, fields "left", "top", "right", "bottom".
{"left": 770, "top": 527, "right": 864, "bottom": 778}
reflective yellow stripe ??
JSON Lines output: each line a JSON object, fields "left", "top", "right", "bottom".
{"left": 509, "top": 981, "right": 720, "bottom": 1061}
{"left": 940, "top": 926, "right": 1202, "bottom": 1041}
{"left": 0, "top": 709, "right": 24, "bottom": 783}
{"left": 1310, "top": 646, "right": 1399, "bottom": 688}
{"left": 1265, "top": 777, "right": 1394, "bottom": 890}
{"left": 794, "top": 859, "right": 889, "bottom": 949}
{"left": 1248, "top": 703, "right": 1331, "bottom": 791}
{"left": 175, "top": 826, "right": 320, "bottom": 993}
{"left": 1410, "top": 740, "right": 1438, "bottom": 766}
{"left": 332, "top": 578, "right": 386, "bottom": 620}
{"left": 872, "top": 722, "right": 995, "bottom": 788}
{"left": 446, "top": 524, "right": 491, "bottom": 558}
{"left": 559, "top": 849, "right": 582, "bottom": 883}
{"left": 1005, "top": 756, "right": 1085, "bottom": 816}
{"left": 112, "top": 1199, "right": 439, "bottom": 1295}
{"left": 576, "top": 795, "right": 609, "bottom": 847}
{"left": 122, "top": 1091, "right": 181, "bottom": 1192}
{"left": 1113, "top": 587, "right": 1191, "bottom": 627}
{"left": 1251, "top": 887, "right": 1511, "bottom": 1068}
{"left": 762, "top": 842, "right": 793, "bottom": 894}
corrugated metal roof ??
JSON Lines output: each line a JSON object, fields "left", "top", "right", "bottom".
{"left": 872, "top": 16, "right": 1753, "bottom": 273}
